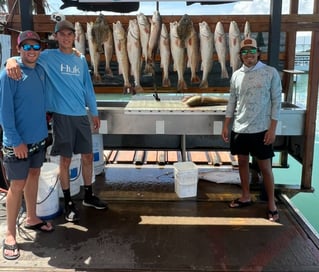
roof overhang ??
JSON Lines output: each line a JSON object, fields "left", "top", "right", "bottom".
{"left": 60, "top": 0, "right": 253, "bottom": 12}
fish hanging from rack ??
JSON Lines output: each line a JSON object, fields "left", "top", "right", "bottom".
{"left": 74, "top": 22, "right": 86, "bottom": 56}
{"left": 244, "top": 21, "right": 251, "bottom": 38}
{"left": 137, "top": 13, "right": 151, "bottom": 74}
{"left": 91, "top": 14, "right": 113, "bottom": 77}
{"left": 229, "top": 21, "right": 242, "bottom": 73}
{"left": 199, "top": 21, "right": 214, "bottom": 88}
{"left": 87, "top": 21, "right": 101, "bottom": 83}
{"left": 177, "top": 14, "right": 193, "bottom": 48}
{"left": 113, "top": 20, "right": 132, "bottom": 93}
{"left": 170, "top": 21, "right": 187, "bottom": 91}
{"left": 147, "top": 10, "right": 162, "bottom": 75}
{"left": 127, "top": 19, "right": 144, "bottom": 93}
{"left": 186, "top": 20, "right": 200, "bottom": 85}
{"left": 214, "top": 21, "right": 229, "bottom": 79}
{"left": 159, "top": 23, "right": 171, "bottom": 88}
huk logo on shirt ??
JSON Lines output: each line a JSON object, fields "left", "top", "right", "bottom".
{"left": 60, "top": 64, "right": 80, "bottom": 75}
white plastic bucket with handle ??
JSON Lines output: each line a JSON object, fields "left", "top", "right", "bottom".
{"left": 92, "top": 134, "right": 104, "bottom": 175}
{"left": 49, "top": 154, "right": 82, "bottom": 197}
{"left": 36, "top": 162, "right": 61, "bottom": 220}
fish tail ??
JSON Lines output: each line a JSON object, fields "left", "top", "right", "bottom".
{"left": 199, "top": 79, "right": 208, "bottom": 89}
{"left": 162, "top": 77, "right": 171, "bottom": 88}
{"left": 177, "top": 79, "right": 187, "bottom": 91}
{"left": 221, "top": 67, "right": 229, "bottom": 79}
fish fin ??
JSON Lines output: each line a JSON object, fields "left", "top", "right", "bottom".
{"left": 177, "top": 80, "right": 187, "bottom": 91}
{"left": 191, "top": 75, "right": 201, "bottom": 84}
{"left": 221, "top": 68, "right": 229, "bottom": 79}
{"left": 162, "top": 77, "right": 171, "bottom": 88}
{"left": 199, "top": 79, "right": 208, "bottom": 89}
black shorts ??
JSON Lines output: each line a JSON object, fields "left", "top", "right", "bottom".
{"left": 2, "top": 141, "right": 46, "bottom": 180}
{"left": 230, "top": 130, "right": 274, "bottom": 160}
{"left": 50, "top": 113, "right": 92, "bottom": 158}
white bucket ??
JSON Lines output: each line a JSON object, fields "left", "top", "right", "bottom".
{"left": 50, "top": 154, "right": 82, "bottom": 197}
{"left": 92, "top": 134, "right": 104, "bottom": 175}
{"left": 36, "top": 162, "right": 61, "bottom": 220}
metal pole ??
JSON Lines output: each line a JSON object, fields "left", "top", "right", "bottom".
{"left": 19, "top": 0, "right": 34, "bottom": 31}
{"left": 268, "top": 0, "right": 282, "bottom": 69}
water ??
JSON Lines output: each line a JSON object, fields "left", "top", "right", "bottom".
{"left": 273, "top": 72, "right": 319, "bottom": 232}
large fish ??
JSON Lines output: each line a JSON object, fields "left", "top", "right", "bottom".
{"left": 170, "top": 21, "right": 187, "bottom": 91}
{"left": 147, "top": 10, "right": 161, "bottom": 74}
{"left": 74, "top": 22, "right": 86, "bottom": 55}
{"left": 229, "top": 21, "right": 241, "bottom": 73}
{"left": 199, "top": 21, "right": 214, "bottom": 88}
{"left": 186, "top": 21, "right": 200, "bottom": 85}
{"left": 159, "top": 23, "right": 171, "bottom": 88}
{"left": 91, "top": 14, "right": 113, "bottom": 77}
{"left": 86, "top": 21, "right": 101, "bottom": 83}
{"left": 177, "top": 14, "right": 193, "bottom": 48}
{"left": 137, "top": 13, "right": 151, "bottom": 74}
{"left": 113, "top": 21, "right": 131, "bottom": 93}
{"left": 244, "top": 21, "right": 251, "bottom": 38}
{"left": 91, "top": 14, "right": 111, "bottom": 53}
{"left": 103, "top": 24, "right": 113, "bottom": 77}
{"left": 127, "top": 19, "right": 143, "bottom": 93}
{"left": 214, "top": 21, "right": 229, "bottom": 79}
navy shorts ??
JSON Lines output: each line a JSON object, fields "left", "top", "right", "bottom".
{"left": 230, "top": 130, "right": 274, "bottom": 160}
{"left": 3, "top": 144, "right": 46, "bottom": 180}
{"left": 50, "top": 113, "right": 92, "bottom": 158}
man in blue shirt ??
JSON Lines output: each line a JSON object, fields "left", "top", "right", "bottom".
{"left": 6, "top": 21, "right": 107, "bottom": 223}
{"left": 1, "top": 31, "right": 54, "bottom": 260}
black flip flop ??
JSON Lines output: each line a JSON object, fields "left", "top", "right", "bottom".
{"left": 229, "top": 198, "right": 252, "bottom": 208}
{"left": 3, "top": 240, "right": 20, "bottom": 260}
{"left": 24, "top": 221, "right": 54, "bottom": 232}
{"left": 268, "top": 210, "right": 280, "bottom": 222}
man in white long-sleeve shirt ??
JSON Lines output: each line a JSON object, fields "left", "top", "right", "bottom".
{"left": 221, "top": 37, "right": 282, "bottom": 222}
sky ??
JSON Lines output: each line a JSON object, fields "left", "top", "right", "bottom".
{"left": 46, "top": 0, "right": 314, "bottom": 16}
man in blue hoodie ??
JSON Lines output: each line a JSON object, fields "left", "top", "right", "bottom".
{"left": 6, "top": 21, "right": 107, "bottom": 223}
{"left": 1, "top": 31, "right": 54, "bottom": 260}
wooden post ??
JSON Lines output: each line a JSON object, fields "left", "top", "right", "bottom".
{"left": 301, "top": 2, "right": 319, "bottom": 189}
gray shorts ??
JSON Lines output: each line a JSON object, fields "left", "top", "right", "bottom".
{"left": 50, "top": 113, "right": 92, "bottom": 158}
{"left": 3, "top": 145, "right": 46, "bottom": 180}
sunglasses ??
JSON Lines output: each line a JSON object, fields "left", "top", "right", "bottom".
{"left": 240, "top": 48, "right": 257, "bottom": 55}
{"left": 21, "top": 44, "right": 41, "bottom": 51}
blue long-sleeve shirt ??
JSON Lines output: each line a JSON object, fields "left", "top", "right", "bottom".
{"left": 0, "top": 59, "right": 48, "bottom": 147}
{"left": 225, "top": 61, "right": 282, "bottom": 133}
{"left": 38, "top": 49, "right": 98, "bottom": 116}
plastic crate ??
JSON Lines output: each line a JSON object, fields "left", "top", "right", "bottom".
{"left": 173, "top": 162, "right": 198, "bottom": 198}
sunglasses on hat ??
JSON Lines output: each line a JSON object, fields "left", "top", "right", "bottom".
{"left": 21, "top": 44, "right": 41, "bottom": 51}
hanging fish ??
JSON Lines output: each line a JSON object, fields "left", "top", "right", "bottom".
{"left": 87, "top": 21, "right": 101, "bottom": 83}
{"left": 91, "top": 14, "right": 111, "bottom": 53}
{"left": 147, "top": 10, "right": 162, "bottom": 74}
{"left": 137, "top": 13, "right": 151, "bottom": 74}
{"left": 170, "top": 21, "right": 187, "bottom": 91}
{"left": 177, "top": 14, "right": 193, "bottom": 48}
{"left": 74, "top": 22, "right": 86, "bottom": 56}
{"left": 199, "top": 21, "right": 213, "bottom": 89}
{"left": 159, "top": 23, "right": 171, "bottom": 88}
{"left": 244, "top": 21, "right": 251, "bottom": 38}
{"left": 186, "top": 21, "right": 200, "bottom": 85}
{"left": 113, "top": 21, "right": 131, "bottom": 93}
{"left": 102, "top": 24, "right": 113, "bottom": 77}
{"left": 214, "top": 21, "right": 229, "bottom": 79}
{"left": 229, "top": 21, "right": 242, "bottom": 73}
{"left": 127, "top": 19, "right": 143, "bottom": 93}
